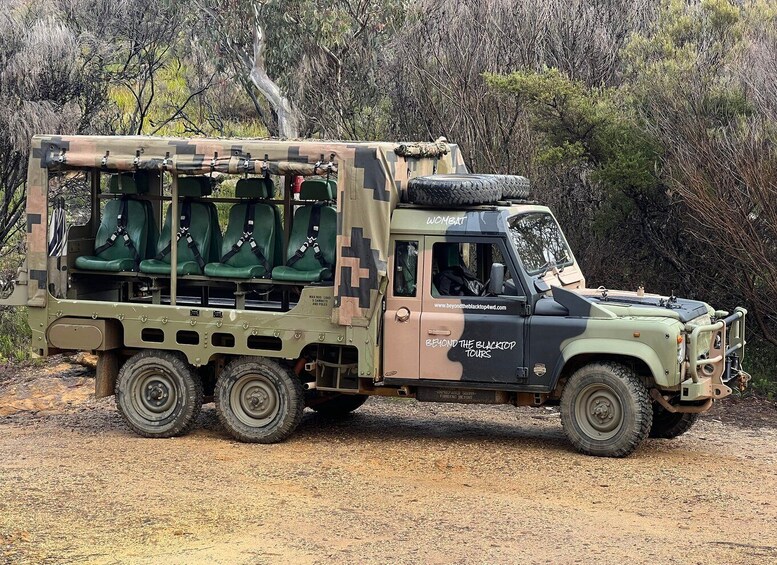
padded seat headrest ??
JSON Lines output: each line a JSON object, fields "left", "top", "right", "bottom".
{"left": 300, "top": 178, "right": 336, "bottom": 201}
{"left": 109, "top": 172, "right": 149, "bottom": 195}
{"left": 235, "top": 177, "right": 274, "bottom": 199}
{"left": 434, "top": 242, "right": 462, "bottom": 269}
{"left": 177, "top": 176, "right": 213, "bottom": 197}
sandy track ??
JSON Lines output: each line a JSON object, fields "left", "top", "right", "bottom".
{"left": 1, "top": 361, "right": 776, "bottom": 564}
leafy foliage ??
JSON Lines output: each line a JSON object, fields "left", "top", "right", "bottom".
{"left": 0, "top": 307, "right": 32, "bottom": 362}
{"left": 0, "top": 0, "right": 775, "bottom": 390}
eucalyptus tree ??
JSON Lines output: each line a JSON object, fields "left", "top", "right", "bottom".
{"left": 195, "top": 0, "right": 406, "bottom": 139}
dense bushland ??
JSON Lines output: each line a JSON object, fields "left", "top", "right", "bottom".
{"left": 0, "top": 0, "right": 774, "bottom": 392}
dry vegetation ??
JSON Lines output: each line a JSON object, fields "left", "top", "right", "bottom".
{"left": 1, "top": 0, "right": 776, "bottom": 386}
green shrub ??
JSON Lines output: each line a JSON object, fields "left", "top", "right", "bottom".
{"left": 0, "top": 306, "right": 31, "bottom": 363}
{"left": 742, "top": 338, "right": 777, "bottom": 400}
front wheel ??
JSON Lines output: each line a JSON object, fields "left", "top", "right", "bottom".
{"left": 560, "top": 362, "right": 653, "bottom": 457}
{"left": 215, "top": 357, "right": 304, "bottom": 443}
{"left": 649, "top": 403, "right": 699, "bottom": 439}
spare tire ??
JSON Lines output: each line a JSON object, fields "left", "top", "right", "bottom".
{"left": 407, "top": 174, "right": 502, "bottom": 206}
{"left": 484, "top": 174, "right": 530, "bottom": 199}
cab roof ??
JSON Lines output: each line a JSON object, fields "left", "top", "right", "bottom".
{"left": 390, "top": 204, "right": 553, "bottom": 236}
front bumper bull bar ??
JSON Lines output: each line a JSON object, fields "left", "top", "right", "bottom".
{"left": 681, "top": 307, "right": 747, "bottom": 402}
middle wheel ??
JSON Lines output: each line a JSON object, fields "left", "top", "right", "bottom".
{"left": 215, "top": 356, "right": 304, "bottom": 443}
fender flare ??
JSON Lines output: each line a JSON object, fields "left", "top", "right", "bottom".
{"left": 551, "top": 338, "right": 669, "bottom": 389}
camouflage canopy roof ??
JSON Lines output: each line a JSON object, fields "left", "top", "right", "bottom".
{"left": 26, "top": 135, "right": 468, "bottom": 325}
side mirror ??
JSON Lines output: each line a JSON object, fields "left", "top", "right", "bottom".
{"left": 489, "top": 263, "right": 505, "bottom": 295}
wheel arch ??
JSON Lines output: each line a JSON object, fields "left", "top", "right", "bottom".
{"left": 551, "top": 339, "right": 666, "bottom": 393}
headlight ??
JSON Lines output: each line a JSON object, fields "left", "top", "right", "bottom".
{"left": 678, "top": 336, "right": 686, "bottom": 364}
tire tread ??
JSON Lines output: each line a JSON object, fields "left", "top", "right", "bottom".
{"left": 115, "top": 349, "right": 203, "bottom": 438}
{"left": 649, "top": 407, "right": 699, "bottom": 439}
{"left": 407, "top": 174, "right": 502, "bottom": 206}
{"left": 215, "top": 356, "right": 304, "bottom": 444}
{"left": 560, "top": 362, "right": 652, "bottom": 457}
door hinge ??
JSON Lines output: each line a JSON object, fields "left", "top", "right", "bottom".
{"left": 516, "top": 367, "right": 528, "bottom": 383}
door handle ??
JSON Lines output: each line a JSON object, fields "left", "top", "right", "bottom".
{"left": 396, "top": 306, "right": 411, "bottom": 323}
{"left": 427, "top": 329, "right": 451, "bottom": 336}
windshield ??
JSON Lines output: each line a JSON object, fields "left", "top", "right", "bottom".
{"left": 508, "top": 212, "right": 573, "bottom": 275}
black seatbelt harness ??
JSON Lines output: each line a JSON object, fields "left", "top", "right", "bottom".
{"left": 220, "top": 201, "right": 272, "bottom": 274}
{"left": 155, "top": 199, "right": 206, "bottom": 270}
{"left": 94, "top": 196, "right": 141, "bottom": 269}
{"left": 286, "top": 204, "right": 330, "bottom": 269}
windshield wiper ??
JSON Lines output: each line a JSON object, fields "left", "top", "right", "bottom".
{"left": 535, "top": 252, "right": 569, "bottom": 279}
{"left": 556, "top": 252, "right": 569, "bottom": 273}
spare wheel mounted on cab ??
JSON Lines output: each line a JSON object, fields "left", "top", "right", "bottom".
{"left": 0, "top": 134, "right": 749, "bottom": 457}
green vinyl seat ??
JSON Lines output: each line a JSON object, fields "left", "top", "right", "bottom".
{"left": 272, "top": 178, "right": 337, "bottom": 283}
{"left": 75, "top": 173, "right": 157, "bottom": 272}
{"left": 204, "top": 177, "right": 277, "bottom": 279}
{"left": 139, "top": 176, "right": 222, "bottom": 276}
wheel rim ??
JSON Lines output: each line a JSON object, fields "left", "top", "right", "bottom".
{"left": 574, "top": 383, "right": 624, "bottom": 440}
{"left": 129, "top": 366, "right": 179, "bottom": 423}
{"left": 230, "top": 373, "right": 280, "bottom": 427}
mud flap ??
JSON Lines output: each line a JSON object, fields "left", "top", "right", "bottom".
{"left": 95, "top": 350, "right": 119, "bottom": 398}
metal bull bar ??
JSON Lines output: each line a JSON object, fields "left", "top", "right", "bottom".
{"left": 684, "top": 307, "right": 747, "bottom": 399}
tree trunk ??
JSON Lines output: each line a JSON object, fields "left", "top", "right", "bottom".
{"left": 249, "top": 4, "right": 300, "bottom": 138}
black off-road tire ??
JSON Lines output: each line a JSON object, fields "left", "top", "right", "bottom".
{"left": 115, "top": 350, "right": 203, "bottom": 438}
{"left": 309, "top": 393, "right": 369, "bottom": 417}
{"left": 560, "top": 362, "right": 653, "bottom": 457}
{"left": 484, "top": 174, "right": 530, "bottom": 199}
{"left": 649, "top": 404, "right": 699, "bottom": 439}
{"left": 407, "top": 174, "right": 502, "bottom": 206}
{"left": 215, "top": 356, "right": 304, "bottom": 443}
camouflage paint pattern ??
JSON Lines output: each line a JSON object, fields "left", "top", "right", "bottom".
{"left": 13, "top": 135, "right": 743, "bottom": 404}
{"left": 24, "top": 134, "right": 468, "bottom": 327}
{"left": 384, "top": 206, "right": 700, "bottom": 391}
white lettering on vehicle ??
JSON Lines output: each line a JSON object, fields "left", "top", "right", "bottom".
{"left": 427, "top": 216, "right": 465, "bottom": 226}
{"left": 424, "top": 338, "right": 517, "bottom": 359}
{"left": 433, "top": 302, "right": 507, "bottom": 311}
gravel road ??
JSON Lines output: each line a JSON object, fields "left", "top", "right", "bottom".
{"left": 1, "top": 359, "right": 776, "bottom": 564}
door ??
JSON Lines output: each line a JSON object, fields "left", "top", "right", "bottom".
{"left": 419, "top": 236, "right": 526, "bottom": 383}
{"left": 382, "top": 239, "right": 423, "bottom": 379}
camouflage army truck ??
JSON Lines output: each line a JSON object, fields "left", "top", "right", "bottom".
{"left": 0, "top": 135, "right": 749, "bottom": 457}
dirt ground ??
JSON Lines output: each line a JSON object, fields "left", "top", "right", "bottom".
{"left": 1, "top": 357, "right": 776, "bottom": 565}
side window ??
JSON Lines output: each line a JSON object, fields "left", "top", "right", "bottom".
{"left": 431, "top": 240, "right": 518, "bottom": 297}
{"left": 393, "top": 240, "right": 418, "bottom": 297}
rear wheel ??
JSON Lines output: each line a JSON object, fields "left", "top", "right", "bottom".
{"left": 649, "top": 403, "right": 699, "bottom": 438}
{"left": 115, "top": 350, "right": 203, "bottom": 438}
{"left": 215, "top": 357, "right": 304, "bottom": 443}
{"left": 560, "top": 362, "right": 652, "bottom": 457}
{"left": 309, "top": 393, "right": 369, "bottom": 417}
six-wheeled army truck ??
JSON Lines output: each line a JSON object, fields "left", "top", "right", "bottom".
{"left": 0, "top": 135, "right": 748, "bottom": 457}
